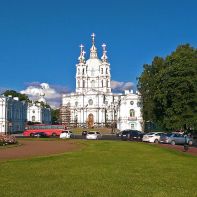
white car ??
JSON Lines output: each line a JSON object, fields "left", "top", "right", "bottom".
{"left": 86, "top": 131, "right": 102, "bottom": 140}
{"left": 142, "top": 132, "right": 165, "bottom": 143}
{"left": 60, "top": 130, "right": 73, "bottom": 139}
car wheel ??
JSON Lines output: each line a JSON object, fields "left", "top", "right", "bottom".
{"left": 154, "top": 139, "right": 159, "bottom": 144}
{"left": 52, "top": 133, "right": 57, "bottom": 137}
{"left": 171, "top": 140, "right": 175, "bottom": 145}
{"left": 188, "top": 140, "right": 193, "bottom": 146}
{"left": 30, "top": 133, "right": 34, "bottom": 137}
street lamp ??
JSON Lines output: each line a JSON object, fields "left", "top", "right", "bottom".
{"left": 0, "top": 96, "right": 8, "bottom": 135}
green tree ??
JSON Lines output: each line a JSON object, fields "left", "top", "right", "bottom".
{"left": 51, "top": 108, "right": 60, "bottom": 124}
{"left": 3, "top": 90, "right": 30, "bottom": 102}
{"left": 138, "top": 44, "right": 197, "bottom": 130}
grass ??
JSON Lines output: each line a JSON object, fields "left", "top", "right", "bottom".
{"left": 0, "top": 140, "right": 197, "bottom": 197}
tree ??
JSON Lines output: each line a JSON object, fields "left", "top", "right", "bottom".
{"left": 51, "top": 108, "right": 60, "bottom": 124}
{"left": 138, "top": 44, "right": 197, "bottom": 130}
{"left": 3, "top": 90, "right": 30, "bottom": 102}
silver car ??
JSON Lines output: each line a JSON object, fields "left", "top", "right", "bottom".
{"left": 160, "top": 133, "right": 193, "bottom": 145}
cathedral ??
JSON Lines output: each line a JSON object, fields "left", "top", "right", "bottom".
{"left": 62, "top": 34, "right": 143, "bottom": 131}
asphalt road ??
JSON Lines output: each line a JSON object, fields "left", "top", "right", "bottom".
{"left": 14, "top": 133, "right": 121, "bottom": 141}
{"left": 12, "top": 134, "right": 197, "bottom": 146}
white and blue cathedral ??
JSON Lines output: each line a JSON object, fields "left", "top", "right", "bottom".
{"left": 62, "top": 34, "right": 143, "bottom": 131}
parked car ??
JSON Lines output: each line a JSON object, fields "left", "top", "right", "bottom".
{"left": 33, "top": 132, "right": 48, "bottom": 138}
{"left": 60, "top": 130, "right": 73, "bottom": 139}
{"left": 159, "top": 133, "right": 193, "bottom": 145}
{"left": 142, "top": 132, "right": 165, "bottom": 143}
{"left": 86, "top": 131, "right": 102, "bottom": 140}
{"left": 121, "top": 130, "right": 144, "bottom": 141}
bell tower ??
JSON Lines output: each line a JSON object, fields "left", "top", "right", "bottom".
{"left": 100, "top": 43, "right": 111, "bottom": 93}
{"left": 76, "top": 44, "right": 87, "bottom": 93}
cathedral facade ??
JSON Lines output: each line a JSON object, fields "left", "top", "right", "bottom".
{"left": 62, "top": 34, "right": 143, "bottom": 131}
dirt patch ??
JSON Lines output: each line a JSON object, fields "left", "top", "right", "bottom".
{"left": 158, "top": 143, "right": 197, "bottom": 156}
{"left": 0, "top": 140, "right": 82, "bottom": 161}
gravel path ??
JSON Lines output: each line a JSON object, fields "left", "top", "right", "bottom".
{"left": 0, "top": 140, "right": 81, "bottom": 160}
{"left": 158, "top": 143, "right": 197, "bottom": 156}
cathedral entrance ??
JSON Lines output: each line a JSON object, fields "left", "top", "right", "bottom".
{"left": 87, "top": 113, "right": 94, "bottom": 128}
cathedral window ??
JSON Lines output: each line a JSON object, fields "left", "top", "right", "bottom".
{"left": 130, "top": 101, "right": 134, "bottom": 105}
{"left": 32, "top": 116, "right": 35, "bottom": 122}
{"left": 106, "top": 68, "right": 108, "bottom": 74}
{"left": 101, "top": 68, "right": 103, "bottom": 74}
{"left": 130, "top": 123, "right": 135, "bottom": 129}
{"left": 137, "top": 102, "right": 141, "bottom": 107}
{"left": 106, "top": 80, "right": 109, "bottom": 88}
{"left": 78, "top": 80, "right": 80, "bottom": 88}
{"left": 82, "top": 68, "right": 84, "bottom": 75}
{"left": 78, "top": 68, "right": 80, "bottom": 75}
{"left": 129, "top": 109, "right": 135, "bottom": 117}
{"left": 83, "top": 80, "right": 85, "bottom": 88}
{"left": 101, "top": 80, "right": 103, "bottom": 88}
{"left": 88, "top": 99, "right": 93, "bottom": 105}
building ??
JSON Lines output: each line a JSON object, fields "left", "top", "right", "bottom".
{"left": 27, "top": 93, "right": 51, "bottom": 124}
{"left": 0, "top": 95, "right": 27, "bottom": 134}
{"left": 62, "top": 34, "right": 143, "bottom": 131}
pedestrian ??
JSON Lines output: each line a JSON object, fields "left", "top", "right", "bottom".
{"left": 183, "top": 135, "right": 189, "bottom": 152}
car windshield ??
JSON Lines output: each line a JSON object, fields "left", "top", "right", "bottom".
{"left": 122, "top": 131, "right": 130, "bottom": 134}
{"left": 146, "top": 132, "right": 155, "bottom": 135}
{"left": 165, "top": 133, "right": 173, "bottom": 137}
{"left": 88, "top": 132, "right": 95, "bottom": 134}
{"left": 62, "top": 130, "right": 68, "bottom": 133}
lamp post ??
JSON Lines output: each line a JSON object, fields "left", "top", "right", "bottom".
{"left": 97, "top": 94, "right": 99, "bottom": 127}
{"left": 83, "top": 93, "right": 85, "bottom": 127}
{"left": 0, "top": 96, "right": 8, "bottom": 135}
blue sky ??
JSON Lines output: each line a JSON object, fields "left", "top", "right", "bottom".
{"left": 0, "top": 0, "right": 197, "bottom": 95}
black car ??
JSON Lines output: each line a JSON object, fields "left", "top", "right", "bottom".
{"left": 33, "top": 132, "right": 48, "bottom": 138}
{"left": 121, "top": 130, "right": 144, "bottom": 141}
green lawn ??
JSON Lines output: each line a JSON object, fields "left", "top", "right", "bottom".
{"left": 0, "top": 140, "right": 196, "bottom": 197}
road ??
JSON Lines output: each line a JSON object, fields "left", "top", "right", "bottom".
{"left": 14, "top": 133, "right": 121, "bottom": 141}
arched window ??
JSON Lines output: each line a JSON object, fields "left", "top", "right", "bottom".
{"left": 130, "top": 109, "right": 135, "bottom": 117}
{"left": 82, "top": 68, "right": 84, "bottom": 75}
{"left": 101, "top": 68, "right": 103, "bottom": 74}
{"left": 78, "top": 68, "right": 80, "bottom": 75}
{"left": 101, "top": 80, "right": 103, "bottom": 88}
{"left": 106, "top": 80, "right": 109, "bottom": 88}
{"left": 78, "top": 80, "right": 80, "bottom": 88}
{"left": 83, "top": 80, "right": 85, "bottom": 88}
{"left": 106, "top": 68, "right": 108, "bottom": 74}
{"left": 32, "top": 116, "right": 35, "bottom": 122}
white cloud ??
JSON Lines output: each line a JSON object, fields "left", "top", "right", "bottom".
{"left": 111, "top": 80, "right": 134, "bottom": 92}
{"left": 20, "top": 82, "right": 69, "bottom": 108}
